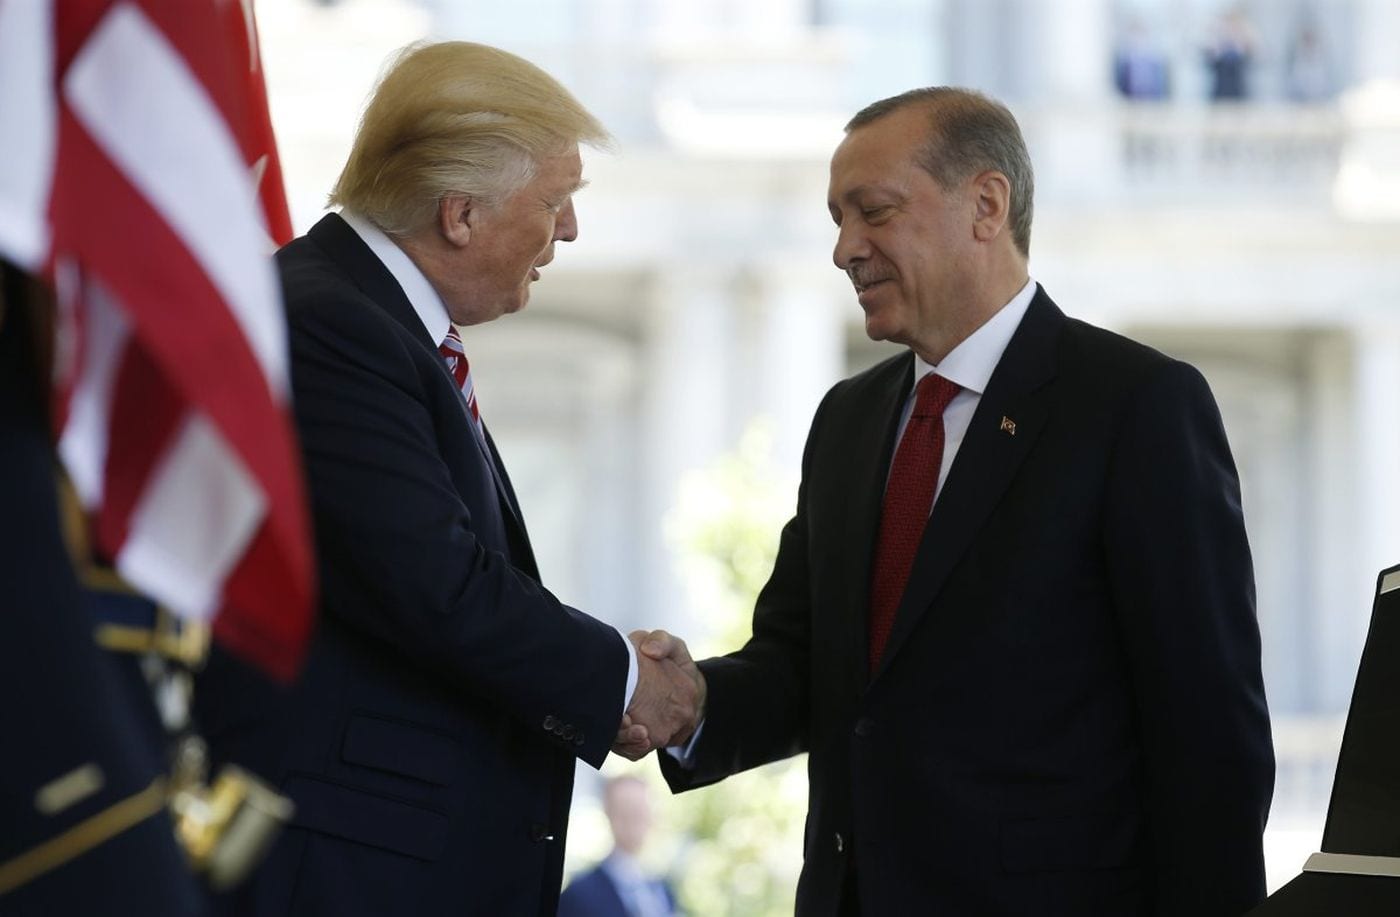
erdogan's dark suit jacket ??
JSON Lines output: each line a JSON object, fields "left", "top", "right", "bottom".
{"left": 662, "top": 287, "right": 1274, "bottom": 916}
{"left": 195, "top": 214, "right": 628, "bottom": 917}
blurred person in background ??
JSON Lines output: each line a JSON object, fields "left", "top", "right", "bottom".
{"left": 559, "top": 775, "right": 678, "bottom": 917}
{"left": 1284, "top": 20, "right": 1334, "bottom": 103}
{"left": 1204, "top": 6, "right": 1258, "bottom": 101}
{"left": 636, "top": 87, "right": 1273, "bottom": 916}
{"left": 1113, "top": 17, "right": 1171, "bottom": 101}
{"left": 194, "top": 40, "right": 699, "bottom": 917}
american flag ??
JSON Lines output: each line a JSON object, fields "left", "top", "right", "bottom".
{"left": 0, "top": 0, "right": 314, "bottom": 681}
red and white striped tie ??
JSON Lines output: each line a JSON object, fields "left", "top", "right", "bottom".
{"left": 439, "top": 326, "right": 484, "bottom": 438}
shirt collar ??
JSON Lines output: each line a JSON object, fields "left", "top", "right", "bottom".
{"left": 340, "top": 210, "right": 453, "bottom": 347}
{"left": 914, "top": 276, "right": 1036, "bottom": 395}
{"left": 602, "top": 850, "right": 645, "bottom": 885}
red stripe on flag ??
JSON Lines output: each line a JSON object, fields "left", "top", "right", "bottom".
{"left": 133, "top": 0, "right": 293, "bottom": 245}
{"left": 52, "top": 105, "right": 314, "bottom": 674}
{"left": 217, "top": 1, "right": 294, "bottom": 245}
{"left": 46, "top": 0, "right": 315, "bottom": 679}
{"left": 216, "top": 520, "right": 310, "bottom": 682}
{"left": 94, "top": 340, "right": 183, "bottom": 554}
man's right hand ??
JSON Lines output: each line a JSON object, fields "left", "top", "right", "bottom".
{"left": 634, "top": 629, "right": 705, "bottom": 743}
{"left": 617, "top": 629, "right": 704, "bottom": 760}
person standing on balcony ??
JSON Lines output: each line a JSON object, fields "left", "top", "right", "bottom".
{"left": 1114, "top": 18, "right": 1171, "bottom": 101}
{"left": 1285, "top": 21, "right": 1334, "bottom": 103}
{"left": 1205, "top": 6, "right": 1258, "bottom": 101}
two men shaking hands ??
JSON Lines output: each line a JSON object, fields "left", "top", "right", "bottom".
{"left": 617, "top": 631, "right": 703, "bottom": 760}
{"left": 199, "top": 38, "right": 1274, "bottom": 917}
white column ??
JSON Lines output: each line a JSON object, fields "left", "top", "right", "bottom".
{"left": 575, "top": 337, "right": 642, "bottom": 629}
{"left": 1355, "top": 0, "right": 1400, "bottom": 84}
{"left": 639, "top": 266, "right": 735, "bottom": 630}
{"left": 1305, "top": 331, "right": 1360, "bottom": 712}
{"left": 826, "top": 0, "right": 948, "bottom": 107}
{"left": 1032, "top": 0, "right": 1114, "bottom": 105}
{"left": 653, "top": 0, "right": 807, "bottom": 36}
{"left": 743, "top": 267, "right": 845, "bottom": 474}
{"left": 427, "top": 0, "right": 582, "bottom": 92}
{"left": 1349, "top": 322, "right": 1400, "bottom": 691}
{"left": 940, "top": 0, "right": 1007, "bottom": 95}
{"left": 429, "top": 0, "right": 574, "bottom": 44}
{"left": 1019, "top": 0, "right": 1119, "bottom": 202}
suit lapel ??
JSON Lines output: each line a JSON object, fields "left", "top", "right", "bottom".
{"left": 834, "top": 354, "right": 914, "bottom": 698}
{"left": 871, "top": 289, "right": 1064, "bottom": 684}
{"left": 456, "top": 409, "right": 531, "bottom": 560}
{"left": 307, "top": 214, "right": 537, "bottom": 571}
{"left": 484, "top": 427, "right": 538, "bottom": 579}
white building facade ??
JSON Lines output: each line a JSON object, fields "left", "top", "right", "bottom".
{"left": 262, "top": 0, "right": 1400, "bottom": 882}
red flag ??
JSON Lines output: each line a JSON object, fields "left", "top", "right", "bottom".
{"left": 215, "top": 0, "right": 293, "bottom": 246}
{"left": 0, "top": 0, "right": 314, "bottom": 681}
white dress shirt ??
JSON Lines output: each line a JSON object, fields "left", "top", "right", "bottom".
{"left": 340, "top": 210, "right": 639, "bottom": 717}
{"left": 892, "top": 275, "right": 1037, "bottom": 505}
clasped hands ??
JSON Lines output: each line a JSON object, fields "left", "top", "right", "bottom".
{"left": 613, "top": 630, "right": 705, "bottom": 761}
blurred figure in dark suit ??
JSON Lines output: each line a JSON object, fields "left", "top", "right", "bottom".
{"left": 560, "top": 776, "right": 678, "bottom": 917}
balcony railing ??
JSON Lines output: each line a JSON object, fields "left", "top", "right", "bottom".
{"left": 1114, "top": 103, "right": 1345, "bottom": 199}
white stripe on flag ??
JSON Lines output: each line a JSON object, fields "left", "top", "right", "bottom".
{"left": 0, "top": 0, "right": 57, "bottom": 270}
{"left": 63, "top": 3, "right": 289, "bottom": 396}
{"left": 117, "top": 414, "right": 266, "bottom": 620}
{"left": 58, "top": 278, "right": 131, "bottom": 508}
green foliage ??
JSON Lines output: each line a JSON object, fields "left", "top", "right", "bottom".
{"left": 659, "top": 421, "right": 809, "bottom": 916}
{"left": 566, "top": 422, "right": 810, "bottom": 914}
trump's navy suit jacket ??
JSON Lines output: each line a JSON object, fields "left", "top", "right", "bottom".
{"left": 196, "top": 214, "right": 628, "bottom": 917}
{"left": 662, "top": 287, "right": 1274, "bottom": 916}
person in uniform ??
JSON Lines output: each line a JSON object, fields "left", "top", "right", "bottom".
{"left": 0, "top": 258, "right": 205, "bottom": 916}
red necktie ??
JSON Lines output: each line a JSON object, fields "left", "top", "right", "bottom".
{"left": 868, "top": 372, "right": 961, "bottom": 673}
{"left": 438, "top": 326, "right": 483, "bottom": 438}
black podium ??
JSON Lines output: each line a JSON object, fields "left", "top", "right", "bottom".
{"left": 1250, "top": 564, "right": 1400, "bottom": 914}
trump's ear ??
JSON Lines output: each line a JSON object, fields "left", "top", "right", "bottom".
{"left": 437, "top": 194, "right": 473, "bottom": 249}
{"left": 970, "top": 170, "right": 1011, "bottom": 244}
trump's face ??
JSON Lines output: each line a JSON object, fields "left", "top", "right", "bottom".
{"left": 451, "top": 145, "right": 585, "bottom": 325}
{"left": 828, "top": 107, "right": 977, "bottom": 356}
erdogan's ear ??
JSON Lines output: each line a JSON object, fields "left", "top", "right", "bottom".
{"left": 437, "top": 194, "right": 473, "bottom": 249}
{"left": 970, "top": 170, "right": 1011, "bottom": 244}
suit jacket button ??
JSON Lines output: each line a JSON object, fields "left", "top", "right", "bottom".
{"left": 854, "top": 717, "right": 873, "bottom": 737}
{"left": 834, "top": 832, "right": 845, "bottom": 854}
{"left": 562, "top": 725, "right": 576, "bottom": 741}
{"left": 543, "top": 715, "right": 557, "bottom": 731}
{"left": 572, "top": 733, "right": 585, "bottom": 748}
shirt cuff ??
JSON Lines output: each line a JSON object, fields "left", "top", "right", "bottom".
{"left": 664, "top": 718, "right": 705, "bottom": 768}
{"left": 616, "top": 626, "right": 638, "bottom": 716}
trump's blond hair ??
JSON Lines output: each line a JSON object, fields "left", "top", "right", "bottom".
{"left": 329, "top": 41, "right": 610, "bottom": 236}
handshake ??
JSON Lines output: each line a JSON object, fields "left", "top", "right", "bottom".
{"left": 613, "top": 630, "right": 705, "bottom": 761}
